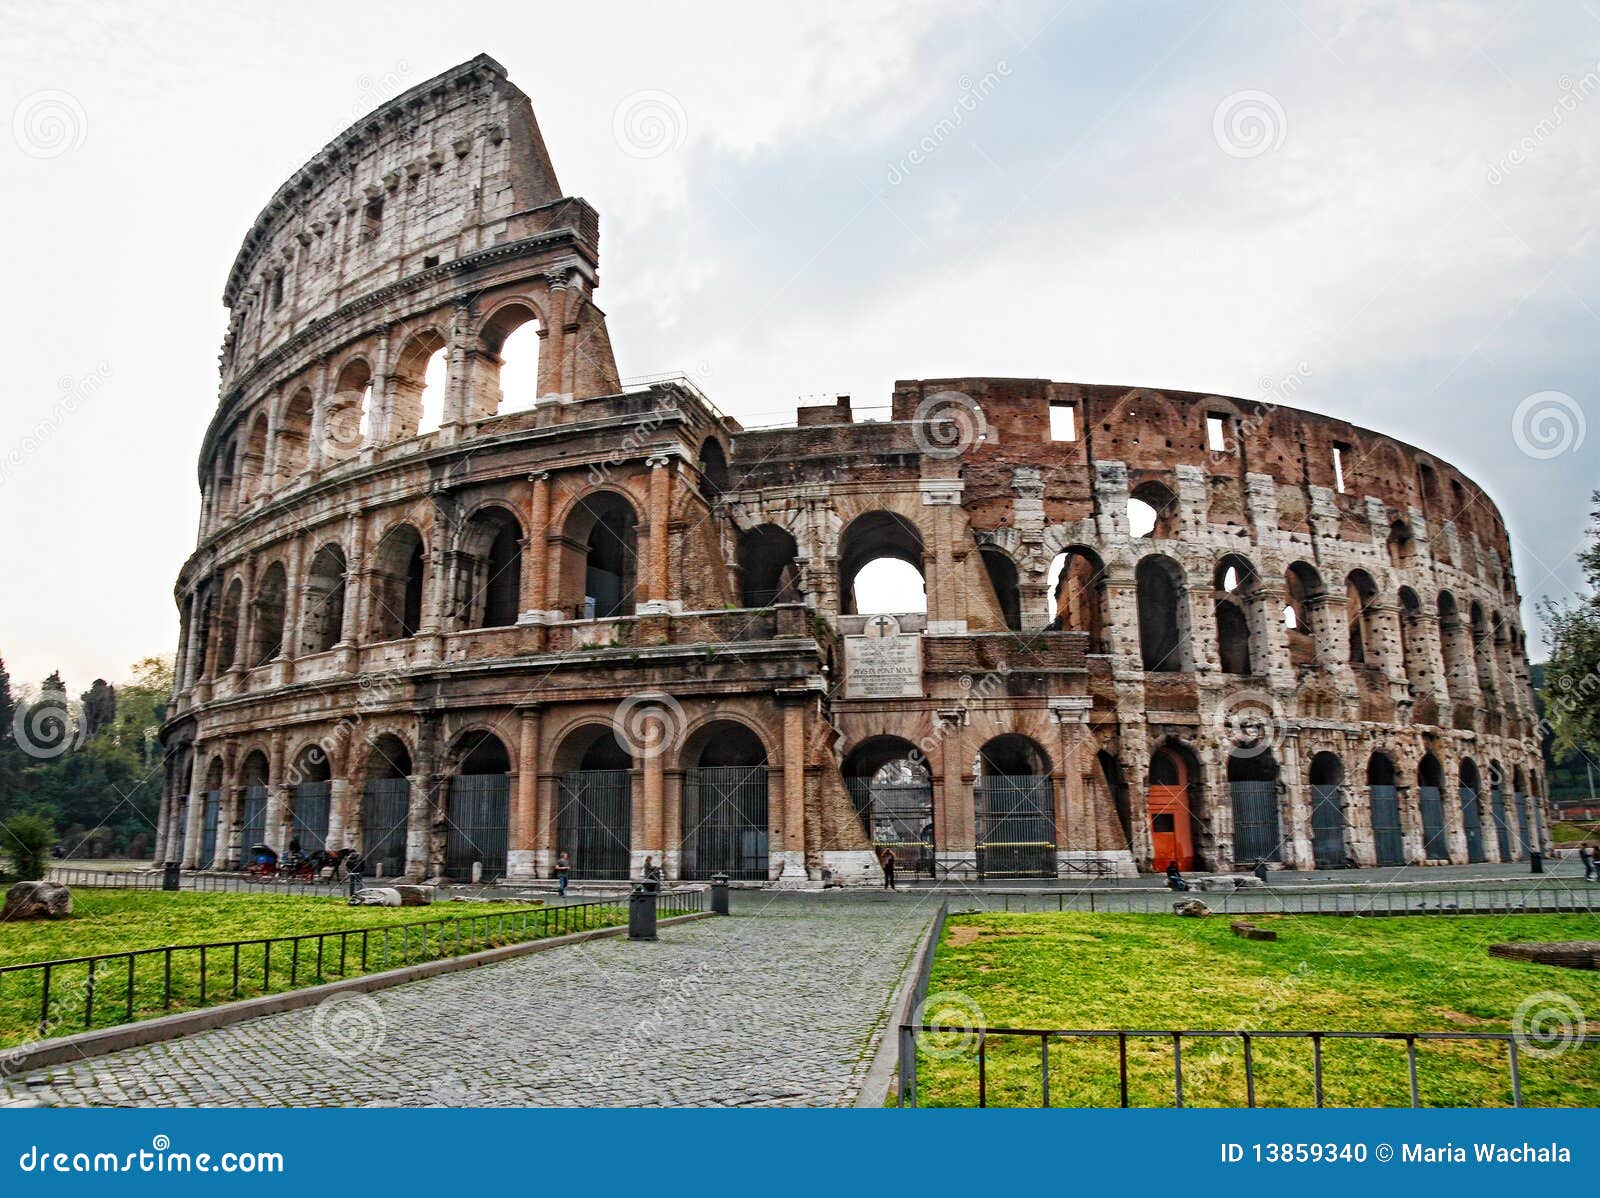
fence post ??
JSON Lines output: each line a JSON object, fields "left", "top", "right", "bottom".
{"left": 162, "top": 862, "right": 180, "bottom": 891}
{"left": 898, "top": 1024, "right": 918, "bottom": 1108}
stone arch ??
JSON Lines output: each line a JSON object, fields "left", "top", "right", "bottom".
{"left": 216, "top": 576, "right": 244, "bottom": 671}
{"left": 1308, "top": 750, "right": 1346, "bottom": 868}
{"left": 1213, "top": 554, "right": 1261, "bottom": 676}
{"left": 276, "top": 388, "right": 314, "bottom": 485}
{"left": 838, "top": 510, "right": 925, "bottom": 616}
{"left": 1386, "top": 520, "right": 1416, "bottom": 568}
{"left": 1226, "top": 744, "right": 1281, "bottom": 866}
{"left": 557, "top": 489, "right": 641, "bottom": 619}
{"left": 553, "top": 721, "right": 633, "bottom": 880}
{"left": 444, "top": 727, "right": 512, "bottom": 881}
{"left": 737, "top": 523, "right": 800, "bottom": 606}
{"left": 358, "top": 731, "right": 413, "bottom": 876}
{"left": 242, "top": 411, "right": 269, "bottom": 501}
{"left": 1147, "top": 739, "right": 1204, "bottom": 872}
{"left": 1129, "top": 478, "right": 1179, "bottom": 539}
{"left": 249, "top": 560, "right": 288, "bottom": 666}
{"left": 843, "top": 734, "right": 934, "bottom": 871}
{"left": 298, "top": 542, "right": 347, "bottom": 655}
{"left": 697, "top": 438, "right": 730, "bottom": 498}
{"left": 1283, "top": 561, "right": 1324, "bottom": 667}
{"left": 1047, "top": 545, "right": 1107, "bottom": 650}
{"left": 324, "top": 357, "right": 374, "bottom": 462}
{"left": 1136, "top": 553, "right": 1189, "bottom": 672}
{"left": 458, "top": 503, "right": 523, "bottom": 629}
{"left": 974, "top": 733, "right": 1056, "bottom": 879}
{"left": 390, "top": 325, "right": 450, "bottom": 440}
{"left": 1345, "top": 569, "right": 1379, "bottom": 664}
{"left": 679, "top": 718, "right": 771, "bottom": 880}
{"left": 979, "top": 545, "right": 1022, "bottom": 631}
{"left": 477, "top": 299, "right": 544, "bottom": 417}
{"left": 368, "top": 521, "right": 427, "bottom": 641}
{"left": 1416, "top": 750, "right": 1448, "bottom": 860}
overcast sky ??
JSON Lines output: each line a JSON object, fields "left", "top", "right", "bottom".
{"left": 2, "top": 0, "right": 1596, "bottom": 694}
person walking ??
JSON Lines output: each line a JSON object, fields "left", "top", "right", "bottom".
{"left": 555, "top": 850, "right": 570, "bottom": 897}
{"left": 1165, "top": 860, "right": 1189, "bottom": 891}
{"left": 878, "top": 845, "right": 897, "bottom": 891}
{"left": 1580, "top": 844, "right": 1594, "bottom": 881}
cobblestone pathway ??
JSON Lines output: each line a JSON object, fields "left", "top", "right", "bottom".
{"left": 1, "top": 893, "right": 935, "bottom": 1108}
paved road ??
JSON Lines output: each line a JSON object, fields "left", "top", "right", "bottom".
{"left": 1, "top": 893, "right": 936, "bottom": 1108}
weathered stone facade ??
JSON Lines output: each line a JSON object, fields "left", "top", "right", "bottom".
{"left": 157, "top": 56, "right": 1548, "bottom": 885}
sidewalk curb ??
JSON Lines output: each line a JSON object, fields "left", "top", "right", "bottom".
{"left": 855, "top": 901, "right": 947, "bottom": 1109}
{"left": 4, "top": 913, "right": 714, "bottom": 1077}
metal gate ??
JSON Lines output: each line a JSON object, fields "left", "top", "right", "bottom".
{"left": 242, "top": 786, "right": 268, "bottom": 852}
{"left": 1309, "top": 784, "right": 1345, "bottom": 868}
{"left": 558, "top": 769, "right": 632, "bottom": 880}
{"left": 173, "top": 800, "right": 187, "bottom": 862}
{"left": 1491, "top": 789, "right": 1512, "bottom": 859}
{"left": 847, "top": 779, "right": 935, "bottom": 877}
{"left": 1514, "top": 793, "right": 1531, "bottom": 859}
{"left": 975, "top": 774, "right": 1055, "bottom": 878}
{"left": 682, "top": 766, "right": 769, "bottom": 880}
{"left": 1459, "top": 786, "right": 1485, "bottom": 863}
{"left": 1230, "top": 780, "right": 1281, "bottom": 865}
{"left": 445, "top": 773, "right": 510, "bottom": 881}
{"left": 200, "top": 791, "right": 220, "bottom": 868}
{"left": 1370, "top": 784, "right": 1404, "bottom": 866}
{"left": 362, "top": 777, "right": 411, "bottom": 876}
{"left": 291, "top": 782, "right": 331, "bottom": 853}
{"left": 1417, "top": 786, "right": 1448, "bottom": 860}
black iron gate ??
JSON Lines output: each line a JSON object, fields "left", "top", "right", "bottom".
{"left": 200, "top": 791, "right": 220, "bottom": 868}
{"left": 291, "top": 782, "right": 331, "bottom": 853}
{"left": 1491, "top": 789, "right": 1512, "bottom": 859}
{"left": 681, "top": 766, "right": 769, "bottom": 880}
{"left": 1230, "top": 780, "right": 1281, "bottom": 865}
{"left": 1459, "top": 786, "right": 1486, "bottom": 863}
{"left": 1310, "top": 783, "right": 1345, "bottom": 868}
{"left": 173, "top": 800, "right": 187, "bottom": 861}
{"left": 1514, "top": 793, "right": 1531, "bottom": 859}
{"left": 975, "top": 774, "right": 1055, "bottom": 878}
{"left": 445, "top": 773, "right": 510, "bottom": 881}
{"left": 241, "top": 786, "right": 268, "bottom": 853}
{"left": 558, "top": 769, "right": 632, "bottom": 880}
{"left": 1370, "top": 784, "right": 1404, "bottom": 866}
{"left": 362, "top": 777, "right": 411, "bottom": 876}
{"left": 847, "top": 779, "right": 935, "bottom": 877}
{"left": 1417, "top": 786, "right": 1448, "bottom": 860}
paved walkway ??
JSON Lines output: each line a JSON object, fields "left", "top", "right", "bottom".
{"left": 1, "top": 893, "right": 935, "bottom": 1108}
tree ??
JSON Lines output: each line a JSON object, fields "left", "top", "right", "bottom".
{"left": 2, "top": 810, "right": 56, "bottom": 881}
{"left": 81, "top": 679, "right": 116, "bottom": 739}
{"left": 1541, "top": 491, "right": 1600, "bottom": 762}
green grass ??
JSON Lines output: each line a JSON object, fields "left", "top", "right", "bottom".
{"left": 0, "top": 891, "right": 622, "bottom": 1049}
{"left": 1552, "top": 820, "right": 1598, "bottom": 844}
{"left": 913, "top": 912, "right": 1600, "bottom": 1108}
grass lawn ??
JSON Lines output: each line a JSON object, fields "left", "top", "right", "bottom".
{"left": 913, "top": 912, "right": 1600, "bottom": 1108}
{"left": 0, "top": 891, "right": 621, "bottom": 1050}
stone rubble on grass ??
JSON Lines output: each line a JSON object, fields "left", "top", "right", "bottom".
{"left": 3, "top": 880, "right": 73, "bottom": 920}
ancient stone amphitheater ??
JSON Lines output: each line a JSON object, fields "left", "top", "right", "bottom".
{"left": 156, "top": 55, "right": 1548, "bottom": 886}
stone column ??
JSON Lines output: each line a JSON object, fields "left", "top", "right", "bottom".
{"left": 518, "top": 471, "right": 555, "bottom": 623}
{"left": 327, "top": 778, "right": 351, "bottom": 850}
{"left": 642, "top": 455, "right": 675, "bottom": 612}
{"left": 153, "top": 757, "right": 173, "bottom": 864}
{"left": 264, "top": 732, "right": 287, "bottom": 853}
{"left": 540, "top": 273, "right": 569, "bottom": 399}
{"left": 641, "top": 718, "right": 666, "bottom": 876}
{"left": 338, "top": 511, "right": 366, "bottom": 658}
{"left": 1277, "top": 735, "right": 1313, "bottom": 870}
{"left": 935, "top": 708, "right": 973, "bottom": 878}
{"left": 507, "top": 705, "right": 542, "bottom": 881}
{"left": 536, "top": 773, "right": 558, "bottom": 878}
{"left": 775, "top": 695, "right": 808, "bottom": 881}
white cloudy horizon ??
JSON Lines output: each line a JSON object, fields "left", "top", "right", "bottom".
{"left": 1, "top": 0, "right": 1597, "bottom": 694}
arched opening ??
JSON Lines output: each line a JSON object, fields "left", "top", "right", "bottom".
{"left": 298, "top": 543, "right": 347, "bottom": 656}
{"left": 1437, "top": 592, "right": 1470, "bottom": 703}
{"left": 288, "top": 746, "right": 331, "bottom": 854}
{"left": 1417, "top": 752, "right": 1447, "bottom": 860}
{"left": 1283, "top": 562, "right": 1324, "bottom": 668}
{"left": 844, "top": 736, "right": 934, "bottom": 878}
{"left": 980, "top": 546, "right": 1022, "bottom": 631}
{"left": 1047, "top": 547, "right": 1107, "bottom": 650}
{"left": 1136, "top": 554, "right": 1188, "bottom": 673}
{"left": 1386, "top": 521, "right": 1415, "bottom": 569}
{"left": 1308, "top": 751, "right": 1346, "bottom": 868}
{"left": 1512, "top": 763, "right": 1531, "bottom": 860}
{"left": 1469, "top": 601, "right": 1495, "bottom": 697}
{"left": 445, "top": 729, "right": 511, "bottom": 881}
{"left": 1147, "top": 741, "right": 1202, "bottom": 872}
{"left": 276, "top": 389, "right": 313, "bottom": 485}
{"left": 242, "top": 413, "right": 269, "bottom": 502}
{"left": 1458, "top": 757, "right": 1486, "bottom": 863}
{"left": 1228, "top": 748, "right": 1281, "bottom": 866}
{"left": 215, "top": 446, "right": 237, "bottom": 520}
{"left": 1489, "top": 759, "right": 1513, "bottom": 860}
{"left": 1213, "top": 555, "right": 1260, "bottom": 676}
{"left": 1098, "top": 750, "right": 1132, "bottom": 851}
{"left": 839, "top": 511, "right": 925, "bottom": 616}
{"left": 556, "top": 725, "right": 633, "bottom": 879}
{"left": 361, "top": 733, "right": 412, "bottom": 877}
{"left": 736, "top": 524, "right": 800, "bottom": 607}
{"left": 1345, "top": 570, "right": 1378, "bottom": 665}
{"left": 697, "top": 439, "right": 729, "bottom": 498}
{"left": 479, "top": 303, "right": 542, "bottom": 416}
{"left": 369, "top": 524, "right": 426, "bottom": 641}
{"left": 460, "top": 507, "right": 523, "bottom": 629}
{"left": 681, "top": 721, "right": 769, "bottom": 880}
{"left": 1128, "top": 480, "right": 1179, "bottom": 539}
{"left": 974, "top": 734, "right": 1055, "bottom": 879}
{"left": 390, "top": 329, "right": 449, "bottom": 440}
{"left": 1367, "top": 751, "right": 1404, "bottom": 865}
{"left": 216, "top": 578, "right": 243, "bottom": 672}
{"left": 249, "top": 562, "right": 287, "bottom": 667}
{"left": 240, "top": 750, "right": 271, "bottom": 855}
{"left": 200, "top": 757, "right": 223, "bottom": 868}
{"left": 324, "top": 359, "right": 373, "bottom": 461}
{"left": 1396, "top": 587, "right": 1426, "bottom": 699}
{"left": 560, "top": 492, "right": 639, "bottom": 619}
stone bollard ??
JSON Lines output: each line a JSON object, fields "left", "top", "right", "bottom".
{"left": 711, "top": 873, "right": 730, "bottom": 916}
{"left": 629, "top": 884, "right": 658, "bottom": 941}
{"left": 162, "top": 862, "right": 180, "bottom": 892}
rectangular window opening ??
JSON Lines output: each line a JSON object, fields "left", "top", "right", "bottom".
{"left": 1206, "top": 413, "right": 1228, "bottom": 452}
{"left": 1333, "top": 441, "right": 1350, "bottom": 493}
{"left": 1049, "top": 402, "right": 1076, "bottom": 442}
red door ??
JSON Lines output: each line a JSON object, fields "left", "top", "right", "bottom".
{"left": 1148, "top": 785, "right": 1194, "bottom": 871}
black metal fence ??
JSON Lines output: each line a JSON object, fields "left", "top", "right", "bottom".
{"left": 2, "top": 888, "right": 705, "bottom": 1047}
{"left": 46, "top": 866, "right": 346, "bottom": 897}
{"left": 897, "top": 1024, "right": 1600, "bottom": 1108}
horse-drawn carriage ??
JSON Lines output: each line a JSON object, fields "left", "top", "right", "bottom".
{"left": 243, "top": 843, "right": 351, "bottom": 882}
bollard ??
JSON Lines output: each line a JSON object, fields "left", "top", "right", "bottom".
{"left": 711, "top": 873, "right": 730, "bottom": 916}
{"left": 162, "top": 862, "right": 180, "bottom": 892}
{"left": 1531, "top": 851, "right": 1544, "bottom": 875}
{"left": 628, "top": 884, "right": 658, "bottom": 941}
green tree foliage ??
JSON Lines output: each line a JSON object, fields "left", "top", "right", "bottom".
{"left": 1540, "top": 492, "right": 1600, "bottom": 766}
{"left": 1, "top": 810, "right": 56, "bottom": 881}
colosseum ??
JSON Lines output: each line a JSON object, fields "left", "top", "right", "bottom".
{"left": 155, "top": 55, "right": 1549, "bottom": 887}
